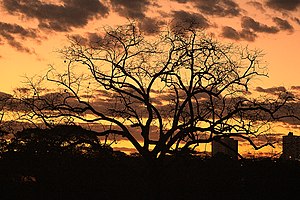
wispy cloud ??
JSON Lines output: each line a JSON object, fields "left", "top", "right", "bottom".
{"left": 0, "top": 22, "right": 38, "bottom": 53}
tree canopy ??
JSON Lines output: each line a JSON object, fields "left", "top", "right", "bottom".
{"left": 14, "top": 23, "right": 295, "bottom": 161}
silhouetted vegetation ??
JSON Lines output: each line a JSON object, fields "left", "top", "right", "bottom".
{"left": 0, "top": 125, "right": 300, "bottom": 200}
{"left": 5, "top": 125, "right": 110, "bottom": 158}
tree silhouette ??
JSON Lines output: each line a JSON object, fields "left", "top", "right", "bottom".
{"left": 19, "top": 23, "right": 294, "bottom": 162}
{"left": 6, "top": 125, "right": 112, "bottom": 158}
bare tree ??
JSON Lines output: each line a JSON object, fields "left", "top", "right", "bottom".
{"left": 19, "top": 23, "right": 295, "bottom": 162}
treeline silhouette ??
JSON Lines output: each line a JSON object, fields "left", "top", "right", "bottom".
{"left": 0, "top": 125, "right": 300, "bottom": 200}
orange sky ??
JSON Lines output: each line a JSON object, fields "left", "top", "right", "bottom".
{"left": 0, "top": 0, "right": 299, "bottom": 91}
{"left": 0, "top": 0, "right": 300, "bottom": 156}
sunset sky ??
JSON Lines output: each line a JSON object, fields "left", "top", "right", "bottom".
{"left": 0, "top": 0, "right": 300, "bottom": 156}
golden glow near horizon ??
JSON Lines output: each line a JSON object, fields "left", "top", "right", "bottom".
{"left": 0, "top": 0, "right": 300, "bottom": 157}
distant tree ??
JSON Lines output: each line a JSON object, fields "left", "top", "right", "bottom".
{"left": 6, "top": 125, "right": 111, "bottom": 158}
{"left": 19, "top": 23, "right": 295, "bottom": 162}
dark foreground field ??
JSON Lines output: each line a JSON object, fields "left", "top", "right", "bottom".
{"left": 0, "top": 153, "right": 300, "bottom": 200}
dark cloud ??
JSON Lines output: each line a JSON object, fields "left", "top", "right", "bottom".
{"left": 192, "top": 0, "right": 242, "bottom": 17}
{"left": 112, "top": 146, "right": 137, "bottom": 154}
{"left": 227, "top": 16, "right": 295, "bottom": 40}
{"left": 2, "top": 0, "right": 109, "bottom": 32}
{"left": 0, "top": 22, "right": 37, "bottom": 38}
{"left": 110, "top": 0, "right": 150, "bottom": 19}
{"left": 273, "top": 17, "right": 294, "bottom": 31}
{"left": 169, "top": 0, "right": 242, "bottom": 17}
{"left": 255, "top": 86, "right": 287, "bottom": 94}
{"left": 239, "top": 28, "right": 258, "bottom": 41}
{"left": 293, "top": 17, "right": 300, "bottom": 25}
{"left": 85, "top": 122, "right": 160, "bottom": 143}
{"left": 4, "top": 85, "right": 300, "bottom": 135}
{"left": 171, "top": 10, "right": 210, "bottom": 32}
{"left": 138, "top": 17, "right": 165, "bottom": 35}
{"left": 242, "top": 16, "right": 279, "bottom": 33}
{"left": 0, "top": 22, "right": 38, "bottom": 53}
{"left": 246, "top": 134, "right": 282, "bottom": 146}
{"left": 291, "top": 86, "right": 300, "bottom": 90}
{"left": 266, "top": 0, "right": 300, "bottom": 11}
{"left": 221, "top": 26, "right": 241, "bottom": 40}
{"left": 109, "top": 0, "right": 164, "bottom": 36}
{"left": 276, "top": 100, "right": 300, "bottom": 125}
{"left": 247, "top": 1, "right": 265, "bottom": 12}
{"left": 170, "top": 0, "right": 189, "bottom": 3}
{"left": 0, "top": 91, "right": 12, "bottom": 101}
{"left": 69, "top": 32, "right": 104, "bottom": 47}
{"left": 253, "top": 88, "right": 297, "bottom": 116}
{"left": 221, "top": 26, "right": 257, "bottom": 41}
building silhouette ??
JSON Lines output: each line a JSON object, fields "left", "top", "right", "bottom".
{"left": 212, "top": 137, "right": 238, "bottom": 160}
{"left": 281, "top": 132, "right": 300, "bottom": 160}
